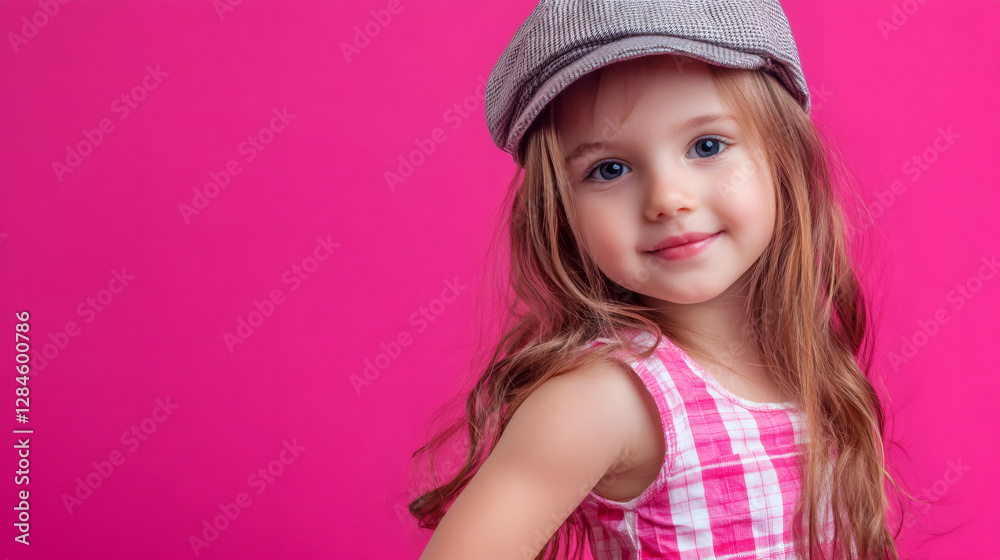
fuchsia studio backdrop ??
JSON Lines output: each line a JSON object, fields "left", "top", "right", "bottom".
{"left": 0, "top": 0, "right": 998, "bottom": 558}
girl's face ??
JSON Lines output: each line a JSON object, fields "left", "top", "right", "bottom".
{"left": 554, "top": 55, "right": 775, "bottom": 306}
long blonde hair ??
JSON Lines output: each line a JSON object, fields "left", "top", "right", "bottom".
{"left": 408, "top": 62, "right": 910, "bottom": 559}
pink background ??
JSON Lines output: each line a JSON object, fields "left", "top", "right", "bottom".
{"left": 0, "top": 0, "right": 997, "bottom": 558}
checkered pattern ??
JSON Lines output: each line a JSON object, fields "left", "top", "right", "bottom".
{"left": 485, "top": 0, "right": 811, "bottom": 164}
{"left": 578, "top": 329, "right": 835, "bottom": 559}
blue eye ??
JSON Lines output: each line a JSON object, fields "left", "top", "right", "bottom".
{"left": 689, "top": 136, "right": 730, "bottom": 158}
{"left": 585, "top": 161, "right": 630, "bottom": 182}
{"left": 582, "top": 136, "right": 732, "bottom": 183}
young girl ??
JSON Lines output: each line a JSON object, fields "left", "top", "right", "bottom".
{"left": 410, "top": 1, "right": 906, "bottom": 558}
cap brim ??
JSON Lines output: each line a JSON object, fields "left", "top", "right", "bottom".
{"left": 507, "top": 34, "right": 767, "bottom": 162}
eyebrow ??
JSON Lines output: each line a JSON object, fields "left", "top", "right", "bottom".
{"left": 564, "top": 113, "right": 738, "bottom": 164}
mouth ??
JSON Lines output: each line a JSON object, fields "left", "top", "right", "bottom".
{"left": 645, "top": 231, "right": 721, "bottom": 261}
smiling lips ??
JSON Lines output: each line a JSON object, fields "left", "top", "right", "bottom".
{"left": 646, "top": 231, "right": 721, "bottom": 261}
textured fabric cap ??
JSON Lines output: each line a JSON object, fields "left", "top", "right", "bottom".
{"left": 485, "top": 0, "right": 810, "bottom": 165}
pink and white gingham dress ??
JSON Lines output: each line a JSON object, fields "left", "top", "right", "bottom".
{"left": 578, "top": 329, "right": 836, "bottom": 559}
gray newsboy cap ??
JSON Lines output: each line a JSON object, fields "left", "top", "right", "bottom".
{"left": 485, "top": 0, "right": 810, "bottom": 165}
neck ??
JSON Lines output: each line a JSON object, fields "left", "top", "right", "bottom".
{"left": 638, "top": 275, "right": 759, "bottom": 370}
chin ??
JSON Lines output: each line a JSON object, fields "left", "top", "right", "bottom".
{"left": 643, "top": 289, "right": 726, "bottom": 306}
{"left": 669, "top": 295, "right": 722, "bottom": 305}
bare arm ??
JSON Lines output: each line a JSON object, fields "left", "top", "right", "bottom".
{"left": 418, "top": 359, "right": 641, "bottom": 560}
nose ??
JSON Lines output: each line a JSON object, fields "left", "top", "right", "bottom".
{"left": 643, "top": 163, "right": 698, "bottom": 221}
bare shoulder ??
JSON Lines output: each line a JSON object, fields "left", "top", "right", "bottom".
{"left": 556, "top": 355, "right": 665, "bottom": 476}
{"left": 418, "top": 355, "right": 656, "bottom": 559}
{"left": 501, "top": 356, "right": 640, "bottom": 469}
{"left": 511, "top": 355, "right": 662, "bottom": 482}
{"left": 508, "top": 358, "right": 666, "bottom": 490}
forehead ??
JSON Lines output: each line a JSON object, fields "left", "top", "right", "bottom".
{"left": 552, "top": 55, "right": 725, "bottom": 144}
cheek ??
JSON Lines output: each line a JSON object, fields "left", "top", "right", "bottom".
{"left": 715, "top": 159, "right": 775, "bottom": 228}
{"left": 573, "top": 199, "right": 632, "bottom": 266}
{"left": 740, "top": 177, "right": 776, "bottom": 247}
